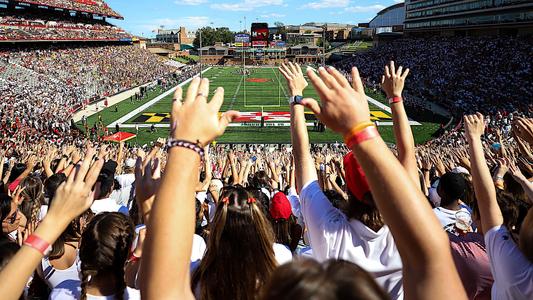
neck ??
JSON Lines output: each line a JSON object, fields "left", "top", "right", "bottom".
{"left": 85, "top": 273, "right": 120, "bottom": 297}
{"left": 442, "top": 200, "right": 461, "bottom": 211}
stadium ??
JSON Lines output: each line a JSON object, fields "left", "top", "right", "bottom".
{"left": 0, "top": 0, "right": 532, "bottom": 299}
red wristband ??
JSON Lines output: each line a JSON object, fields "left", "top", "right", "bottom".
{"left": 388, "top": 96, "right": 402, "bottom": 104}
{"left": 345, "top": 126, "right": 380, "bottom": 148}
{"left": 24, "top": 234, "right": 51, "bottom": 256}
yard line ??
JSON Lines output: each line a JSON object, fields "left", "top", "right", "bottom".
{"left": 108, "top": 67, "right": 211, "bottom": 127}
{"left": 229, "top": 73, "right": 244, "bottom": 110}
{"left": 271, "top": 67, "right": 288, "bottom": 99}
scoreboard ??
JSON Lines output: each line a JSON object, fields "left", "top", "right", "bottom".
{"left": 251, "top": 23, "right": 268, "bottom": 47}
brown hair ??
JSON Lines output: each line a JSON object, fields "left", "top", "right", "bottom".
{"left": 192, "top": 186, "right": 277, "bottom": 300}
{"left": 79, "top": 213, "right": 134, "bottom": 300}
{"left": 519, "top": 208, "right": 533, "bottom": 262}
{"left": 344, "top": 193, "right": 384, "bottom": 232}
{"left": 261, "top": 259, "right": 389, "bottom": 300}
{"left": 19, "top": 176, "right": 44, "bottom": 224}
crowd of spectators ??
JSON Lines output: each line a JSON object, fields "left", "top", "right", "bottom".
{"left": 0, "top": 61, "right": 530, "bottom": 300}
{"left": 0, "top": 44, "right": 187, "bottom": 141}
{"left": 12, "top": 0, "right": 122, "bottom": 18}
{"left": 0, "top": 15, "right": 131, "bottom": 41}
{"left": 334, "top": 36, "right": 533, "bottom": 117}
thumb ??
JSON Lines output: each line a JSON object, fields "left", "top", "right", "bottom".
{"left": 219, "top": 110, "right": 240, "bottom": 133}
{"left": 301, "top": 98, "right": 322, "bottom": 116}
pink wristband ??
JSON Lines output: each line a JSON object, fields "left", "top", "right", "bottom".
{"left": 345, "top": 126, "right": 380, "bottom": 148}
{"left": 24, "top": 234, "right": 51, "bottom": 255}
{"left": 388, "top": 96, "right": 402, "bottom": 104}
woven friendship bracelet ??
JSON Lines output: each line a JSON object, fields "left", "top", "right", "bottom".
{"left": 166, "top": 138, "right": 205, "bottom": 159}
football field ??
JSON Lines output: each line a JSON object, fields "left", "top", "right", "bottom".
{"left": 79, "top": 66, "right": 439, "bottom": 145}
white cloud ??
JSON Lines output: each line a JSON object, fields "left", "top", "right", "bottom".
{"left": 303, "top": 0, "right": 349, "bottom": 9}
{"left": 175, "top": 0, "right": 207, "bottom": 5}
{"left": 211, "top": 0, "right": 284, "bottom": 11}
{"left": 344, "top": 4, "right": 386, "bottom": 13}
{"left": 393, "top": 0, "right": 404, "bottom": 3}
{"left": 139, "top": 16, "right": 210, "bottom": 33}
{"left": 260, "top": 13, "right": 285, "bottom": 18}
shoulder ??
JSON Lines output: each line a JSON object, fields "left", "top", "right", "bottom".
{"left": 273, "top": 243, "right": 293, "bottom": 266}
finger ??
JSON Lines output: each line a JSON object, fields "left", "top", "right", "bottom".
{"left": 185, "top": 77, "right": 201, "bottom": 104}
{"left": 351, "top": 67, "right": 364, "bottom": 93}
{"left": 327, "top": 66, "right": 350, "bottom": 88}
{"left": 396, "top": 66, "right": 403, "bottom": 77}
{"left": 381, "top": 75, "right": 385, "bottom": 85}
{"left": 296, "top": 63, "right": 303, "bottom": 75}
{"left": 75, "top": 148, "right": 95, "bottom": 184}
{"left": 218, "top": 110, "right": 240, "bottom": 135}
{"left": 307, "top": 68, "right": 331, "bottom": 99}
{"left": 171, "top": 90, "right": 182, "bottom": 133}
{"left": 84, "top": 158, "right": 104, "bottom": 189}
{"left": 384, "top": 65, "right": 391, "bottom": 78}
{"left": 152, "top": 157, "right": 161, "bottom": 178}
{"left": 301, "top": 98, "right": 322, "bottom": 116}
{"left": 401, "top": 68, "right": 410, "bottom": 79}
{"left": 172, "top": 87, "right": 183, "bottom": 102}
{"left": 288, "top": 62, "right": 298, "bottom": 75}
{"left": 389, "top": 61, "right": 396, "bottom": 76}
{"left": 143, "top": 156, "right": 153, "bottom": 180}
{"left": 196, "top": 78, "right": 210, "bottom": 102}
{"left": 209, "top": 87, "right": 225, "bottom": 112}
{"left": 279, "top": 67, "right": 291, "bottom": 81}
{"left": 135, "top": 157, "right": 143, "bottom": 178}
{"left": 318, "top": 67, "right": 338, "bottom": 89}
{"left": 280, "top": 63, "right": 292, "bottom": 77}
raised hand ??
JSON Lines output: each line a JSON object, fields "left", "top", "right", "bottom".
{"left": 135, "top": 149, "right": 161, "bottom": 223}
{"left": 279, "top": 62, "right": 308, "bottom": 96}
{"left": 302, "top": 66, "right": 370, "bottom": 135}
{"left": 513, "top": 117, "right": 533, "bottom": 145}
{"left": 170, "top": 78, "right": 240, "bottom": 146}
{"left": 464, "top": 113, "right": 485, "bottom": 140}
{"left": 47, "top": 147, "right": 103, "bottom": 228}
{"left": 381, "top": 61, "right": 410, "bottom": 98}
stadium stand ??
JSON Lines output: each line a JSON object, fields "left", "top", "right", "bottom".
{"left": 334, "top": 36, "right": 533, "bottom": 117}
{"left": 0, "top": 1, "right": 181, "bottom": 139}
{"left": 9, "top": 0, "right": 122, "bottom": 19}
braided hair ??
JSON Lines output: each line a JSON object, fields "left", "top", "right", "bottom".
{"left": 19, "top": 176, "right": 45, "bottom": 224}
{"left": 79, "top": 213, "right": 134, "bottom": 300}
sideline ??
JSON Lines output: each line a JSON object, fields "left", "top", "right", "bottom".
{"left": 108, "top": 67, "right": 212, "bottom": 127}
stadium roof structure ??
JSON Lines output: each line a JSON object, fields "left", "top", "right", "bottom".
{"left": 9, "top": 0, "right": 123, "bottom": 19}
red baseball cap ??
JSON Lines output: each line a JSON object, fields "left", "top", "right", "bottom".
{"left": 343, "top": 152, "right": 371, "bottom": 202}
{"left": 270, "top": 192, "right": 292, "bottom": 220}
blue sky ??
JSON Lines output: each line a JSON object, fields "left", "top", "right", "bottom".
{"left": 106, "top": 0, "right": 403, "bottom": 37}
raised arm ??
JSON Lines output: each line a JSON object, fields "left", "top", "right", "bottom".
{"left": 141, "top": 78, "right": 238, "bottom": 299}
{"left": 301, "top": 66, "right": 466, "bottom": 300}
{"left": 464, "top": 113, "right": 503, "bottom": 232}
{"left": 279, "top": 62, "right": 316, "bottom": 193}
{"left": 381, "top": 61, "right": 420, "bottom": 190}
{"left": 0, "top": 147, "right": 103, "bottom": 300}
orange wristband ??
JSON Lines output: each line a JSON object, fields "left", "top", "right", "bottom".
{"left": 343, "top": 121, "right": 375, "bottom": 141}
{"left": 345, "top": 126, "right": 380, "bottom": 148}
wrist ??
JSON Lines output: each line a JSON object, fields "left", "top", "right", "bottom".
{"left": 291, "top": 90, "right": 303, "bottom": 97}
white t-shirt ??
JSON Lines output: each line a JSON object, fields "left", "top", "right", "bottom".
{"left": 113, "top": 173, "right": 135, "bottom": 207}
{"left": 433, "top": 206, "right": 471, "bottom": 228}
{"left": 273, "top": 243, "right": 293, "bottom": 265}
{"left": 191, "top": 234, "right": 207, "bottom": 264}
{"left": 50, "top": 284, "right": 140, "bottom": 300}
{"left": 485, "top": 225, "right": 533, "bottom": 300}
{"left": 41, "top": 255, "right": 80, "bottom": 289}
{"left": 90, "top": 198, "right": 129, "bottom": 215}
{"left": 300, "top": 180, "right": 403, "bottom": 300}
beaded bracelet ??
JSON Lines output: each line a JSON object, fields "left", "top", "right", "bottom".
{"left": 166, "top": 138, "right": 205, "bottom": 160}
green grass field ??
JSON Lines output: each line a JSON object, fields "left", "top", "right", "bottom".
{"left": 78, "top": 66, "right": 440, "bottom": 145}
